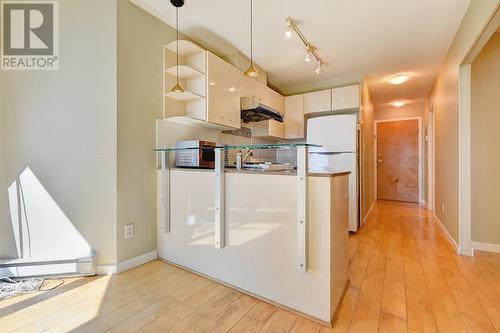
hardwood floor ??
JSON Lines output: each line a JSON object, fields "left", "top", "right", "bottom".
{"left": 1, "top": 200, "right": 499, "bottom": 332}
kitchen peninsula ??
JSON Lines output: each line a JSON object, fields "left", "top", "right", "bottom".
{"left": 156, "top": 144, "right": 349, "bottom": 325}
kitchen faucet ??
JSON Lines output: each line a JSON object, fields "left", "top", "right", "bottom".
{"left": 243, "top": 150, "right": 253, "bottom": 164}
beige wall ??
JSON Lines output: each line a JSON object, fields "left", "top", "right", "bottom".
{"left": 0, "top": 0, "right": 118, "bottom": 265}
{"left": 361, "top": 82, "right": 375, "bottom": 220}
{"left": 471, "top": 32, "right": 500, "bottom": 245}
{"left": 374, "top": 101, "right": 425, "bottom": 121}
{"left": 428, "top": 0, "right": 499, "bottom": 243}
{"left": 116, "top": 0, "right": 179, "bottom": 262}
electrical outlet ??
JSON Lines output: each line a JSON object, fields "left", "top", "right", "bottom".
{"left": 442, "top": 203, "right": 445, "bottom": 214}
{"left": 125, "top": 223, "right": 134, "bottom": 239}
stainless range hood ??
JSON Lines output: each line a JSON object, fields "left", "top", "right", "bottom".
{"left": 240, "top": 97, "right": 284, "bottom": 123}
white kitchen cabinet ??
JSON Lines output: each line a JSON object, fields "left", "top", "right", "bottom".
{"left": 284, "top": 94, "right": 305, "bottom": 139}
{"left": 242, "top": 74, "right": 257, "bottom": 99}
{"left": 207, "top": 52, "right": 227, "bottom": 125}
{"left": 332, "top": 84, "right": 360, "bottom": 111}
{"left": 226, "top": 64, "right": 242, "bottom": 128}
{"left": 305, "top": 89, "right": 332, "bottom": 114}
{"left": 270, "top": 89, "right": 285, "bottom": 114}
{"left": 251, "top": 120, "right": 285, "bottom": 139}
{"left": 256, "top": 80, "right": 272, "bottom": 106}
{"left": 164, "top": 41, "right": 241, "bottom": 130}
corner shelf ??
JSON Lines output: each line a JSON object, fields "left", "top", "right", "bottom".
{"left": 165, "top": 65, "right": 204, "bottom": 80}
{"left": 164, "top": 40, "right": 205, "bottom": 57}
{"left": 165, "top": 91, "right": 204, "bottom": 101}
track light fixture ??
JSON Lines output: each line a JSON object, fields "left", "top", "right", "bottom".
{"left": 315, "top": 61, "right": 323, "bottom": 74}
{"left": 285, "top": 16, "right": 325, "bottom": 73}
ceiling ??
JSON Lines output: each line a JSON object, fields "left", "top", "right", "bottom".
{"left": 131, "top": 0, "right": 470, "bottom": 106}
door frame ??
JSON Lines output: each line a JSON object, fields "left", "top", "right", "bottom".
{"left": 457, "top": 6, "right": 500, "bottom": 256}
{"left": 374, "top": 117, "right": 423, "bottom": 203}
{"left": 427, "top": 108, "right": 435, "bottom": 212}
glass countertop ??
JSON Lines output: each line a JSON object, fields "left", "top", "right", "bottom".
{"left": 154, "top": 143, "right": 321, "bottom": 152}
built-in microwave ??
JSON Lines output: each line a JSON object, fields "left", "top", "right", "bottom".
{"left": 175, "top": 140, "right": 216, "bottom": 169}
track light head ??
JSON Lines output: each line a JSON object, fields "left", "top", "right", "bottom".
{"left": 170, "top": 0, "right": 184, "bottom": 8}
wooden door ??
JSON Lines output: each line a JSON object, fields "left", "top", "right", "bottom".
{"left": 377, "top": 120, "right": 419, "bottom": 202}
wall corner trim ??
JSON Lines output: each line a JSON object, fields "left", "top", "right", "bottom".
{"left": 363, "top": 201, "right": 376, "bottom": 225}
{"left": 471, "top": 241, "right": 500, "bottom": 254}
{"left": 96, "top": 264, "right": 118, "bottom": 275}
{"left": 432, "top": 214, "right": 459, "bottom": 254}
{"left": 117, "top": 250, "right": 158, "bottom": 274}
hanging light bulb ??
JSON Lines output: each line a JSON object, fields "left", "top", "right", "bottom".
{"left": 304, "top": 47, "right": 312, "bottom": 62}
{"left": 315, "top": 61, "right": 322, "bottom": 74}
{"left": 285, "top": 17, "right": 293, "bottom": 38}
{"left": 244, "top": 0, "right": 258, "bottom": 77}
{"left": 170, "top": 1, "right": 185, "bottom": 93}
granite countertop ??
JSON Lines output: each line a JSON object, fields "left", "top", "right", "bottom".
{"left": 173, "top": 167, "right": 350, "bottom": 178}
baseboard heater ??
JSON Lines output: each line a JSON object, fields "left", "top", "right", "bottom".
{"left": 0, "top": 254, "right": 96, "bottom": 278}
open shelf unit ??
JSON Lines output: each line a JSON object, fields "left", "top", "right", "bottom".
{"left": 163, "top": 40, "right": 207, "bottom": 123}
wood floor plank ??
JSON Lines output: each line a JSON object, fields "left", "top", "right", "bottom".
{"left": 258, "top": 308, "right": 297, "bottom": 333}
{"left": 141, "top": 282, "right": 227, "bottom": 332}
{"left": 197, "top": 294, "right": 257, "bottom": 333}
{"left": 289, "top": 316, "right": 322, "bottom": 333}
{"left": 167, "top": 288, "right": 241, "bottom": 332}
{"left": 228, "top": 301, "right": 276, "bottom": 333}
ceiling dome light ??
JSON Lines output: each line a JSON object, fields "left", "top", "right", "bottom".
{"left": 315, "top": 61, "right": 322, "bottom": 74}
{"left": 390, "top": 100, "right": 408, "bottom": 107}
{"left": 389, "top": 74, "right": 410, "bottom": 85}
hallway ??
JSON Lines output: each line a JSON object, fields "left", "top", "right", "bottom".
{"left": 333, "top": 200, "right": 500, "bottom": 333}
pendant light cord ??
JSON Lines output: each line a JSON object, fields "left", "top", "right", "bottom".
{"left": 250, "top": 0, "right": 253, "bottom": 66}
{"left": 176, "top": 7, "right": 179, "bottom": 84}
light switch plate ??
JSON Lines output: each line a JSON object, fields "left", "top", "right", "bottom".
{"left": 125, "top": 223, "right": 134, "bottom": 239}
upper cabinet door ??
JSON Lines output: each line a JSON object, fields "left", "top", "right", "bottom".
{"left": 284, "top": 94, "right": 305, "bottom": 139}
{"left": 332, "top": 85, "right": 360, "bottom": 111}
{"left": 305, "top": 89, "right": 331, "bottom": 114}
{"left": 226, "top": 64, "right": 242, "bottom": 129}
{"left": 207, "top": 52, "right": 227, "bottom": 125}
{"left": 256, "top": 81, "right": 272, "bottom": 106}
{"left": 270, "top": 89, "right": 285, "bottom": 114}
{"left": 242, "top": 75, "right": 257, "bottom": 99}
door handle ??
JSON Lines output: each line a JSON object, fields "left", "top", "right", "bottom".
{"left": 377, "top": 159, "right": 384, "bottom": 163}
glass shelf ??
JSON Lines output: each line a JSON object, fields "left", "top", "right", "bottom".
{"left": 154, "top": 143, "right": 321, "bottom": 152}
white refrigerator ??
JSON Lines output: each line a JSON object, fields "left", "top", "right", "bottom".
{"left": 307, "top": 115, "right": 359, "bottom": 232}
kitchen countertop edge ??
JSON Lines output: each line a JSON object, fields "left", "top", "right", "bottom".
{"left": 170, "top": 168, "right": 351, "bottom": 178}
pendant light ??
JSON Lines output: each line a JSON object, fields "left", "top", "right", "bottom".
{"left": 244, "top": 0, "right": 258, "bottom": 77}
{"left": 170, "top": 0, "right": 184, "bottom": 93}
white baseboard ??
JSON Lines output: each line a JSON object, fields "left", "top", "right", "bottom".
{"left": 96, "top": 264, "right": 117, "bottom": 275}
{"left": 117, "top": 250, "right": 158, "bottom": 273}
{"left": 471, "top": 241, "right": 500, "bottom": 254}
{"left": 433, "top": 214, "right": 459, "bottom": 253}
